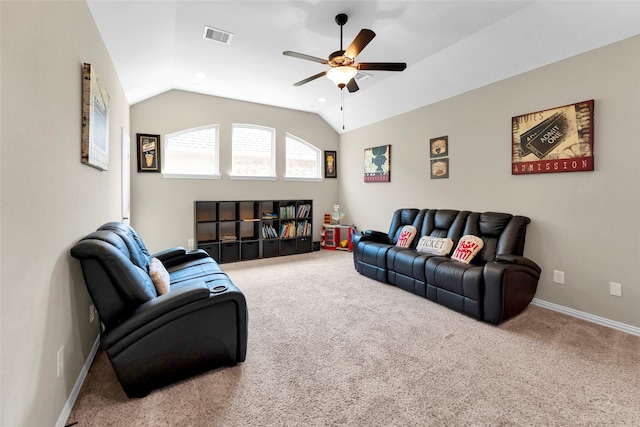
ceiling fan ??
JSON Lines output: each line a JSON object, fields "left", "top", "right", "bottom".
{"left": 283, "top": 13, "right": 407, "bottom": 93}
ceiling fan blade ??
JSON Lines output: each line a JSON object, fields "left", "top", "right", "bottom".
{"left": 344, "top": 29, "right": 376, "bottom": 60}
{"left": 283, "top": 51, "right": 328, "bottom": 64}
{"left": 358, "top": 62, "right": 407, "bottom": 71}
{"left": 293, "top": 71, "right": 327, "bottom": 86}
{"left": 346, "top": 78, "right": 359, "bottom": 93}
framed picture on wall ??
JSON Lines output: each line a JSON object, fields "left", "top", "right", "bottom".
{"left": 137, "top": 133, "right": 161, "bottom": 172}
{"left": 324, "top": 150, "right": 337, "bottom": 178}
{"left": 430, "top": 158, "right": 449, "bottom": 179}
{"left": 429, "top": 136, "right": 448, "bottom": 158}
{"left": 511, "top": 99, "right": 594, "bottom": 175}
{"left": 364, "top": 144, "right": 391, "bottom": 182}
{"left": 81, "top": 63, "right": 110, "bottom": 170}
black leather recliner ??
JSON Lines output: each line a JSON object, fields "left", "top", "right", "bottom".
{"left": 353, "top": 209, "right": 541, "bottom": 324}
{"left": 70, "top": 222, "right": 248, "bottom": 397}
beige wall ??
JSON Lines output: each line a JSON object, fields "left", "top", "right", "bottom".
{"left": 1, "top": 2, "right": 129, "bottom": 426}
{"left": 130, "top": 90, "right": 339, "bottom": 253}
{"left": 339, "top": 35, "right": 640, "bottom": 328}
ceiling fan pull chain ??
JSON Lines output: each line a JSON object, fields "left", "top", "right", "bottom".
{"left": 342, "top": 89, "right": 346, "bottom": 130}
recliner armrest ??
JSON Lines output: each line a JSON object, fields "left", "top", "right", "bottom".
{"left": 101, "top": 282, "right": 211, "bottom": 349}
{"left": 153, "top": 247, "right": 210, "bottom": 267}
{"left": 359, "top": 230, "right": 391, "bottom": 244}
{"left": 495, "top": 254, "right": 541, "bottom": 275}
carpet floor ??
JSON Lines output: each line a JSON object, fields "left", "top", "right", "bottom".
{"left": 67, "top": 250, "right": 640, "bottom": 426}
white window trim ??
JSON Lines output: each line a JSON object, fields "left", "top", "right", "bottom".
{"left": 284, "top": 132, "right": 322, "bottom": 180}
{"left": 231, "top": 123, "right": 276, "bottom": 179}
{"left": 162, "top": 173, "right": 222, "bottom": 180}
{"left": 284, "top": 176, "right": 323, "bottom": 182}
{"left": 229, "top": 175, "right": 277, "bottom": 181}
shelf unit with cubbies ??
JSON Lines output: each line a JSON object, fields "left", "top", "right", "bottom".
{"left": 194, "top": 200, "right": 313, "bottom": 263}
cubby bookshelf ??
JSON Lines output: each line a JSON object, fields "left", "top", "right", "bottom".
{"left": 195, "top": 200, "right": 313, "bottom": 263}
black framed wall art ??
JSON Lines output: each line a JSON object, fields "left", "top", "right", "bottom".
{"left": 137, "top": 133, "right": 161, "bottom": 172}
{"left": 324, "top": 150, "right": 337, "bottom": 178}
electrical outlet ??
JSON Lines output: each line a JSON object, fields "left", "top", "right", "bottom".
{"left": 57, "top": 346, "right": 64, "bottom": 377}
{"left": 610, "top": 282, "right": 622, "bottom": 297}
{"left": 89, "top": 304, "right": 95, "bottom": 322}
{"left": 188, "top": 238, "right": 194, "bottom": 248}
{"left": 553, "top": 270, "right": 565, "bottom": 284}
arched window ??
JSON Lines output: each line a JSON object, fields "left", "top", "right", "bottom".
{"left": 285, "top": 133, "right": 322, "bottom": 180}
{"left": 163, "top": 125, "right": 219, "bottom": 179}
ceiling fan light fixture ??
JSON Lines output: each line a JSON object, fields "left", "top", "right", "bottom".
{"left": 326, "top": 66, "right": 357, "bottom": 88}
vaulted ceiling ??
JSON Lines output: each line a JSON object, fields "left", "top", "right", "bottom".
{"left": 87, "top": 1, "right": 640, "bottom": 133}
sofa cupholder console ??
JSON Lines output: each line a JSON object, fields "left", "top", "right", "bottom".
{"left": 353, "top": 209, "right": 541, "bottom": 324}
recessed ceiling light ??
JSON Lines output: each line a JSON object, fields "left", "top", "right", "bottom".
{"left": 195, "top": 72, "right": 207, "bottom": 79}
{"left": 318, "top": 97, "right": 327, "bottom": 103}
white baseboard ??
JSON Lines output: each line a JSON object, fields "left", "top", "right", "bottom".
{"left": 531, "top": 298, "right": 640, "bottom": 337}
{"left": 56, "top": 335, "right": 100, "bottom": 427}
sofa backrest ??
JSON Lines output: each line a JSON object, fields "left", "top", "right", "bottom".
{"left": 462, "top": 212, "right": 530, "bottom": 265}
{"left": 70, "top": 230, "right": 157, "bottom": 329}
{"left": 418, "top": 209, "right": 470, "bottom": 244}
{"left": 99, "top": 222, "right": 152, "bottom": 270}
{"left": 388, "top": 209, "right": 426, "bottom": 246}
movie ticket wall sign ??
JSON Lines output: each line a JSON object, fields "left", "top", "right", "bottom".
{"left": 511, "top": 100, "right": 594, "bottom": 175}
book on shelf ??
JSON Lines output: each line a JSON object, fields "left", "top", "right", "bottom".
{"left": 279, "top": 221, "right": 296, "bottom": 238}
{"left": 262, "top": 212, "right": 278, "bottom": 219}
{"left": 296, "top": 220, "right": 311, "bottom": 237}
{"left": 296, "top": 203, "right": 311, "bottom": 218}
{"left": 280, "top": 205, "right": 296, "bottom": 219}
{"left": 261, "top": 223, "right": 278, "bottom": 239}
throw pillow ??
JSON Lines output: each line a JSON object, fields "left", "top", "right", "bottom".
{"left": 396, "top": 225, "right": 417, "bottom": 248}
{"left": 416, "top": 236, "right": 454, "bottom": 256}
{"left": 149, "top": 257, "right": 170, "bottom": 296}
{"left": 451, "top": 235, "right": 484, "bottom": 264}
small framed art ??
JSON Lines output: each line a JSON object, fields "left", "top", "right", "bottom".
{"left": 430, "top": 158, "right": 449, "bottom": 179}
{"left": 324, "top": 150, "right": 337, "bottom": 178}
{"left": 137, "top": 133, "right": 161, "bottom": 172}
{"left": 430, "top": 136, "right": 448, "bottom": 158}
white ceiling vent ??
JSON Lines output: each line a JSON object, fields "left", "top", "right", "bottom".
{"left": 203, "top": 26, "right": 233, "bottom": 45}
{"left": 355, "top": 71, "right": 372, "bottom": 81}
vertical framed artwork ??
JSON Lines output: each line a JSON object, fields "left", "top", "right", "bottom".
{"left": 429, "top": 136, "right": 448, "bottom": 158}
{"left": 430, "top": 135, "right": 449, "bottom": 179}
{"left": 137, "top": 133, "right": 161, "bottom": 172}
{"left": 511, "top": 100, "right": 594, "bottom": 175}
{"left": 364, "top": 145, "right": 391, "bottom": 182}
{"left": 324, "top": 150, "right": 337, "bottom": 178}
{"left": 81, "top": 63, "right": 110, "bottom": 170}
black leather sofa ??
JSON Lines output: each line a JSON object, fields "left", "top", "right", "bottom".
{"left": 353, "top": 209, "right": 541, "bottom": 324}
{"left": 70, "top": 222, "right": 248, "bottom": 397}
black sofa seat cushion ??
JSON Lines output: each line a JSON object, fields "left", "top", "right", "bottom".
{"left": 425, "top": 256, "right": 483, "bottom": 319}
{"left": 386, "top": 210, "right": 469, "bottom": 296}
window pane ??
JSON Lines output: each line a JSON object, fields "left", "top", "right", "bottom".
{"left": 286, "top": 133, "right": 320, "bottom": 178}
{"left": 232, "top": 125, "right": 275, "bottom": 176}
{"left": 165, "top": 125, "right": 218, "bottom": 176}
